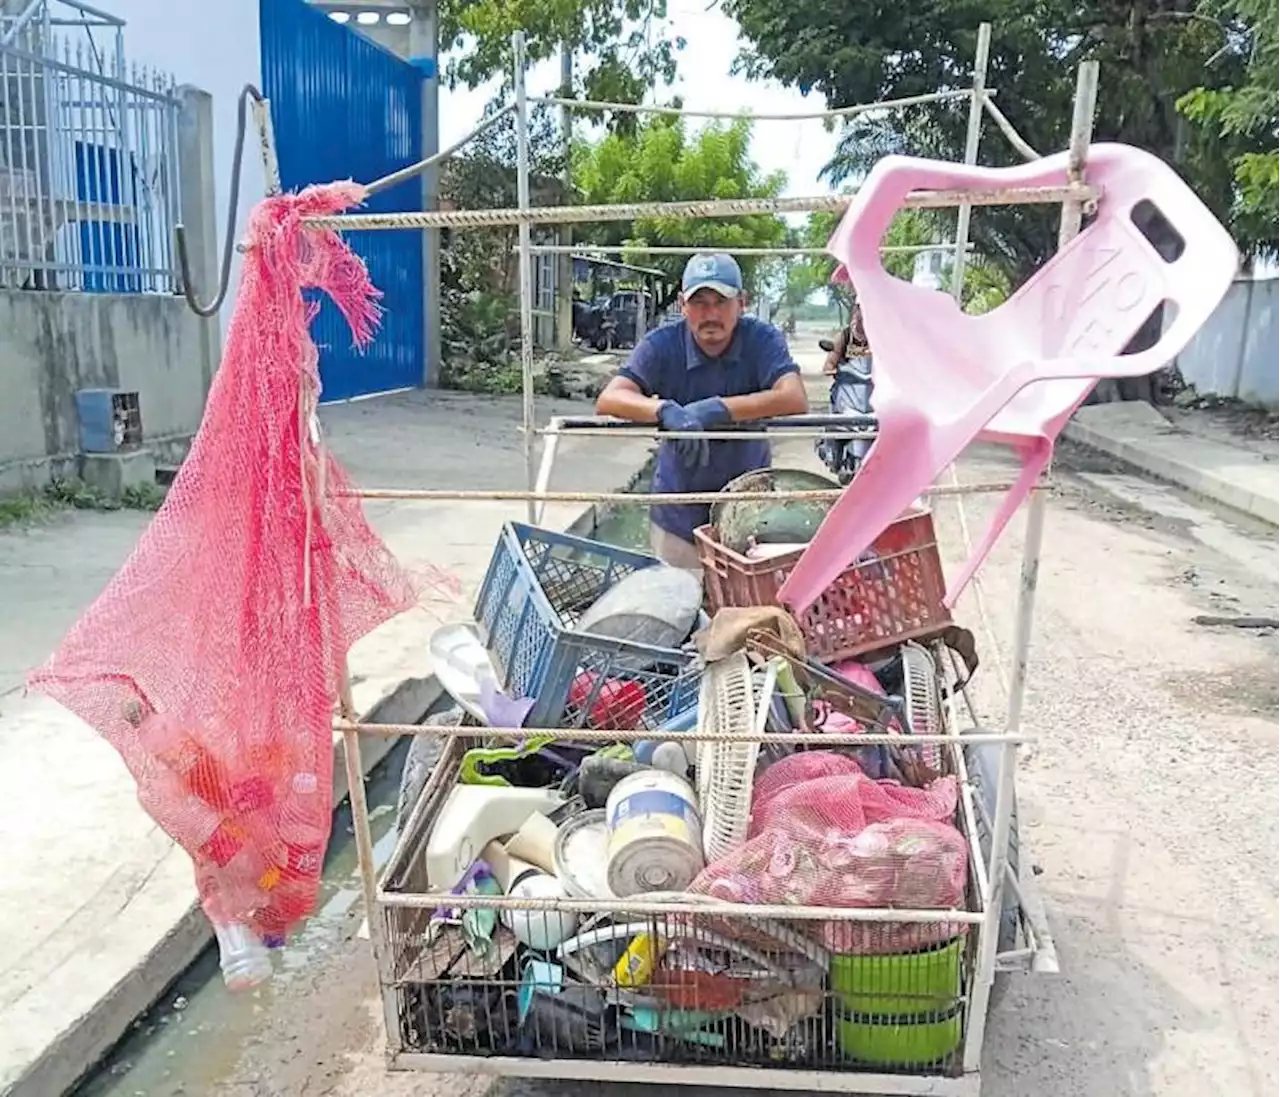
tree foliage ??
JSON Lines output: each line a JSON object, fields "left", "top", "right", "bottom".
{"left": 441, "top": 0, "right": 684, "bottom": 108}
{"left": 430, "top": 0, "right": 688, "bottom": 389}
{"left": 723, "top": 0, "right": 1274, "bottom": 272}
{"left": 436, "top": 108, "right": 564, "bottom": 391}
{"left": 572, "top": 116, "right": 790, "bottom": 294}
{"left": 773, "top": 209, "right": 1011, "bottom": 319}
{"left": 1177, "top": 0, "right": 1278, "bottom": 252}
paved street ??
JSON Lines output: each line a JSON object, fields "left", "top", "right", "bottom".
{"left": 9, "top": 345, "right": 1276, "bottom": 1097}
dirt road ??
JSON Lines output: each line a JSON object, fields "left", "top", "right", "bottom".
{"left": 178, "top": 431, "right": 1278, "bottom": 1097}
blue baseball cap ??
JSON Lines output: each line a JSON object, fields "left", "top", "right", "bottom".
{"left": 682, "top": 252, "right": 743, "bottom": 299}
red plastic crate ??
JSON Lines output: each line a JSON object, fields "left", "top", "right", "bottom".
{"left": 693, "top": 510, "right": 951, "bottom": 663}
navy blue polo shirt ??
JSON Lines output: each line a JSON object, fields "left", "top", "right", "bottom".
{"left": 619, "top": 316, "right": 800, "bottom": 542}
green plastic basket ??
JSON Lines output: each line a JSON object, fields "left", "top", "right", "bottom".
{"left": 830, "top": 936, "right": 964, "bottom": 1016}
{"left": 835, "top": 1005, "right": 963, "bottom": 1067}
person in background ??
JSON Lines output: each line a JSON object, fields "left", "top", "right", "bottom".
{"left": 823, "top": 300, "right": 871, "bottom": 375}
{"left": 596, "top": 253, "right": 810, "bottom": 569}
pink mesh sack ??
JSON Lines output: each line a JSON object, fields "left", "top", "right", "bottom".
{"left": 29, "top": 182, "right": 454, "bottom": 982}
{"left": 750, "top": 750, "right": 864, "bottom": 816}
{"left": 749, "top": 768, "right": 958, "bottom": 839}
{"left": 691, "top": 754, "right": 968, "bottom": 953}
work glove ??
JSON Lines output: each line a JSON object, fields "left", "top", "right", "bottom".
{"left": 657, "top": 398, "right": 731, "bottom": 468}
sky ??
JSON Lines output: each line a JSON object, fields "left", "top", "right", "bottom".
{"left": 436, "top": 1, "right": 843, "bottom": 201}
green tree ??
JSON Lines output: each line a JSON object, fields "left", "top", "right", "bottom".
{"left": 722, "top": 0, "right": 1272, "bottom": 271}
{"left": 429, "top": 0, "right": 689, "bottom": 389}
{"left": 572, "top": 116, "right": 790, "bottom": 295}
{"left": 797, "top": 208, "right": 1011, "bottom": 313}
{"left": 1178, "top": 0, "right": 1278, "bottom": 253}
{"left": 441, "top": 0, "right": 683, "bottom": 109}
{"left": 777, "top": 256, "right": 822, "bottom": 313}
{"left": 436, "top": 108, "right": 565, "bottom": 391}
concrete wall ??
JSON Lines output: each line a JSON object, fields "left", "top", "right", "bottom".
{"left": 0, "top": 52, "right": 221, "bottom": 493}
{"left": 98, "top": 0, "right": 265, "bottom": 328}
{"left": 0, "top": 291, "right": 218, "bottom": 491}
{"left": 1171, "top": 276, "right": 1280, "bottom": 408}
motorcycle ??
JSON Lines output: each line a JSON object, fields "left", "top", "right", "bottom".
{"left": 815, "top": 328, "right": 874, "bottom": 485}
{"left": 572, "top": 297, "right": 616, "bottom": 351}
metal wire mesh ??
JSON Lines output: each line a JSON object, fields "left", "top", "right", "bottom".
{"left": 386, "top": 924, "right": 970, "bottom": 1074}
{"left": 379, "top": 719, "right": 981, "bottom": 1078}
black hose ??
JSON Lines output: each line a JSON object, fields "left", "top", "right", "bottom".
{"left": 174, "top": 84, "right": 266, "bottom": 318}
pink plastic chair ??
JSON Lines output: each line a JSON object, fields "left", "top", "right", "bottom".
{"left": 779, "top": 143, "right": 1238, "bottom": 615}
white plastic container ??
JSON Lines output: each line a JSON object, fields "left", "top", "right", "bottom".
{"left": 502, "top": 872, "right": 579, "bottom": 950}
{"left": 214, "top": 922, "right": 273, "bottom": 991}
{"left": 425, "top": 785, "right": 566, "bottom": 891}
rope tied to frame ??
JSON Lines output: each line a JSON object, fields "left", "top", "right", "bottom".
{"left": 299, "top": 185, "right": 1099, "bottom": 233}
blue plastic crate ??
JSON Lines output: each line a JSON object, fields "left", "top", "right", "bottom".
{"left": 474, "top": 523, "right": 699, "bottom": 731}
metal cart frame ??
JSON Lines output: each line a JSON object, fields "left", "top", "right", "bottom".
{"left": 211, "top": 21, "right": 1099, "bottom": 1093}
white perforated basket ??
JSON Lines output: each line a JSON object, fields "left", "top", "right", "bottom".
{"left": 901, "top": 640, "right": 944, "bottom": 770}
{"left": 697, "top": 652, "right": 777, "bottom": 862}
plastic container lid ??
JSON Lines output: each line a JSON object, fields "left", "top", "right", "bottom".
{"left": 428, "top": 621, "right": 500, "bottom": 723}
{"left": 553, "top": 810, "right": 614, "bottom": 900}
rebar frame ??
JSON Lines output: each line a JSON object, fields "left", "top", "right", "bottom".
{"left": 526, "top": 242, "right": 971, "bottom": 257}
{"left": 235, "top": 21, "right": 1088, "bottom": 1093}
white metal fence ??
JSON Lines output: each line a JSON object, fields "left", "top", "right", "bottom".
{"left": 0, "top": 0, "right": 180, "bottom": 293}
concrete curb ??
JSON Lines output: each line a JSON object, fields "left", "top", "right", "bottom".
{"left": 9, "top": 676, "right": 444, "bottom": 1097}
{"left": 1062, "top": 419, "right": 1279, "bottom": 527}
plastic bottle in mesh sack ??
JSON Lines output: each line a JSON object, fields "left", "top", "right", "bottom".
{"left": 188, "top": 851, "right": 275, "bottom": 989}
{"left": 213, "top": 923, "right": 274, "bottom": 991}
{"left": 126, "top": 709, "right": 328, "bottom": 985}
{"left": 193, "top": 812, "right": 324, "bottom": 986}
{"left": 255, "top": 815, "right": 328, "bottom": 940}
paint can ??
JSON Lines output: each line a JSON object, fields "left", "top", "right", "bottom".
{"left": 605, "top": 770, "right": 705, "bottom": 897}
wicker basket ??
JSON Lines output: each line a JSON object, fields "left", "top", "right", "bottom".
{"left": 693, "top": 510, "right": 951, "bottom": 663}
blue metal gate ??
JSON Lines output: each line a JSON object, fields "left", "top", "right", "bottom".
{"left": 260, "top": 0, "right": 425, "bottom": 401}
